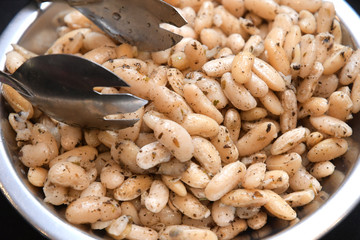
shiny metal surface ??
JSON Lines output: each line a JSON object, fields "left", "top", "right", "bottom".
{"left": 65, "top": 0, "right": 186, "bottom": 51}
{"left": 0, "top": 54, "right": 147, "bottom": 129}
{"left": 0, "top": 1, "right": 359, "bottom": 240}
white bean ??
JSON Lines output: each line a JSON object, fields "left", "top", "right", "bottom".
{"left": 65, "top": 196, "right": 121, "bottom": 224}
{"left": 205, "top": 161, "right": 246, "bottom": 201}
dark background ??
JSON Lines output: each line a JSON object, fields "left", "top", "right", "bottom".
{"left": 1, "top": 0, "right": 360, "bottom": 239}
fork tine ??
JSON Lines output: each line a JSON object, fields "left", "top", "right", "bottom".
{"left": 71, "top": 0, "right": 186, "bottom": 51}
{"left": 143, "top": 27, "right": 184, "bottom": 52}
{"left": 91, "top": 118, "right": 140, "bottom": 130}
{"left": 145, "top": 0, "right": 187, "bottom": 27}
{"left": 95, "top": 93, "right": 148, "bottom": 114}
{"left": 55, "top": 54, "right": 130, "bottom": 88}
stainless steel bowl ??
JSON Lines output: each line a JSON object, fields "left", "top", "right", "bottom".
{"left": 1, "top": 1, "right": 360, "bottom": 239}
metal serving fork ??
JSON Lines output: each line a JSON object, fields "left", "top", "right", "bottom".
{"left": 0, "top": 54, "right": 148, "bottom": 129}
{"left": 43, "top": 0, "right": 187, "bottom": 51}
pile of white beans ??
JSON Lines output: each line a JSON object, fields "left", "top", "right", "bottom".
{"left": 3, "top": 0, "right": 360, "bottom": 239}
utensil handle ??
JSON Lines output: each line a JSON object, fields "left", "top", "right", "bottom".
{"left": 0, "top": 71, "right": 32, "bottom": 98}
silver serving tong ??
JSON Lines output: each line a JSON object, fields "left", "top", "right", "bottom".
{"left": 1, "top": 54, "right": 148, "bottom": 129}
{"left": 45, "top": 0, "right": 187, "bottom": 51}
{"left": 1, "top": 0, "right": 187, "bottom": 129}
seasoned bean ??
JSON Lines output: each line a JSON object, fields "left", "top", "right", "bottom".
{"left": 162, "top": 175, "right": 187, "bottom": 197}
{"left": 111, "top": 140, "right": 146, "bottom": 174}
{"left": 262, "top": 170, "right": 289, "bottom": 191}
{"left": 299, "top": 34, "right": 316, "bottom": 78}
{"left": 157, "top": 158, "right": 189, "bottom": 178}
{"left": 280, "top": 89, "right": 297, "bottom": 133}
{"left": 49, "top": 145, "right": 96, "bottom": 170}
{"left": 193, "top": 72, "right": 228, "bottom": 109}
{"left": 113, "top": 175, "right": 153, "bottom": 201}
{"left": 58, "top": 123, "right": 82, "bottom": 151}
{"left": 242, "top": 162, "right": 266, "bottom": 189}
{"left": 236, "top": 122, "right": 278, "bottom": 157}
{"left": 222, "top": 0, "right": 246, "bottom": 18}
{"left": 212, "top": 200, "right": 236, "bottom": 227}
{"left": 210, "top": 126, "right": 239, "bottom": 164}
{"left": 226, "top": 33, "right": 245, "bottom": 54}
{"left": 323, "top": 46, "right": 353, "bottom": 75}
{"left": 263, "top": 190, "right": 296, "bottom": 220}
{"left": 282, "top": 189, "right": 315, "bottom": 208}
{"left": 264, "top": 36, "right": 290, "bottom": 75}
{"left": 65, "top": 196, "right": 121, "bottom": 224}
{"left": 221, "top": 189, "right": 269, "bottom": 208}
{"left": 43, "top": 180, "right": 69, "bottom": 205}
{"left": 181, "top": 113, "right": 219, "bottom": 138}
{"left": 315, "top": 33, "right": 334, "bottom": 64}
{"left": 205, "top": 161, "right": 246, "bottom": 201}
{"left": 314, "top": 74, "right": 339, "bottom": 98}
{"left": 200, "top": 28, "right": 224, "bottom": 49}
{"left": 2, "top": 84, "right": 33, "bottom": 119}
{"left": 316, "top": 2, "right": 335, "bottom": 34}
{"left": 150, "top": 86, "right": 192, "bottom": 123}
{"left": 170, "top": 192, "right": 210, "bottom": 220}
{"left": 213, "top": 218, "right": 248, "bottom": 240}
{"left": 231, "top": 51, "right": 254, "bottom": 84}
{"left": 296, "top": 62, "right": 324, "bottom": 103}
{"left": 266, "top": 152, "right": 302, "bottom": 176}
{"left": 271, "top": 127, "right": 307, "bottom": 155}
{"left": 48, "top": 162, "right": 90, "bottom": 190}
{"left": 247, "top": 211, "right": 267, "bottom": 230}
{"left": 160, "top": 225, "right": 217, "bottom": 240}
{"left": 298, "top": 10, "right": 316, "bottom": 34}
{"left": 46, "top": 28, "right": 89, "bottom": 54}
{"left": 100, "top": 161, "right": 124, "bottom": 190}
{"left": 184, "top": 40, "right": 207, "bottom": 70}
{"left": 224, "top": 108, "right": 241, "bottom": 142}
{"left": 309, "top": 115, "right": 352, "bottom": 138}
{"left": 310, "top": 161, "right": 335, "bottom": 179}
{"left": 144, "top": 180, "right": 169, "bottom": 213}
{"left": 181, "top": 161, "right": 211, "bottom": 189}
{"left": 192, "top": 136, "right": 222, "bottom": 175}
{"left": 143, "top": 112, "right": 194, "bottom": 162}
{"left": 221, "top": 72, "right": 257, "bottom": 111}
{"left": 202, "top": 55, "right": 234, "bottom": 77}
{"left": 81, "top": 182, "right": 106, "bottom": 198}
{"left": 183, "top": 83, "right": 224, "bottom": 124}
{"left": 243, "top": 35, "right": 264, "bottom": 57}
{"left": 307, "top": 138, "right": 348, "bottom": 162}
{"left": 103, "top": 58, "right": 148, "bottom": 75}
{"left": 259, "top": 90, "right": 283, "bottom": 116}
{"left": 136, "top": 141, "right": 171, "bottom": 169}
{"left": 289, "top": 167, "right": 321, "bottom": 193}
{"left": 244, "top": 72, "right": 269, "bottom": 98}
{"left": 340, "top": 49, "right": 360, "bottom": 85}
{"left": 27, "top": 167, "right": 48, "bottom": 187}
{"left": 194, "top": 1, "right": 214, "bottom": 34}
{"left": 244, "top": 0, "right": 279, "bottom": 20}
{"left": 252, "top": 57, "right": 286, "bottom": 91}
{"left": 327, "top": 91, "right": 353, "bottom": 121}
{"left": 236, "top": 206, "right": 260, "bottom": 219}
{"left": 213, "top": 6, "right": 247, "bottom": 37}
{"left": 298, "top": 97, "right": 329, "bottom": 119}
{"left": 280, "top": 0, "right": 321, "bottom": 13}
